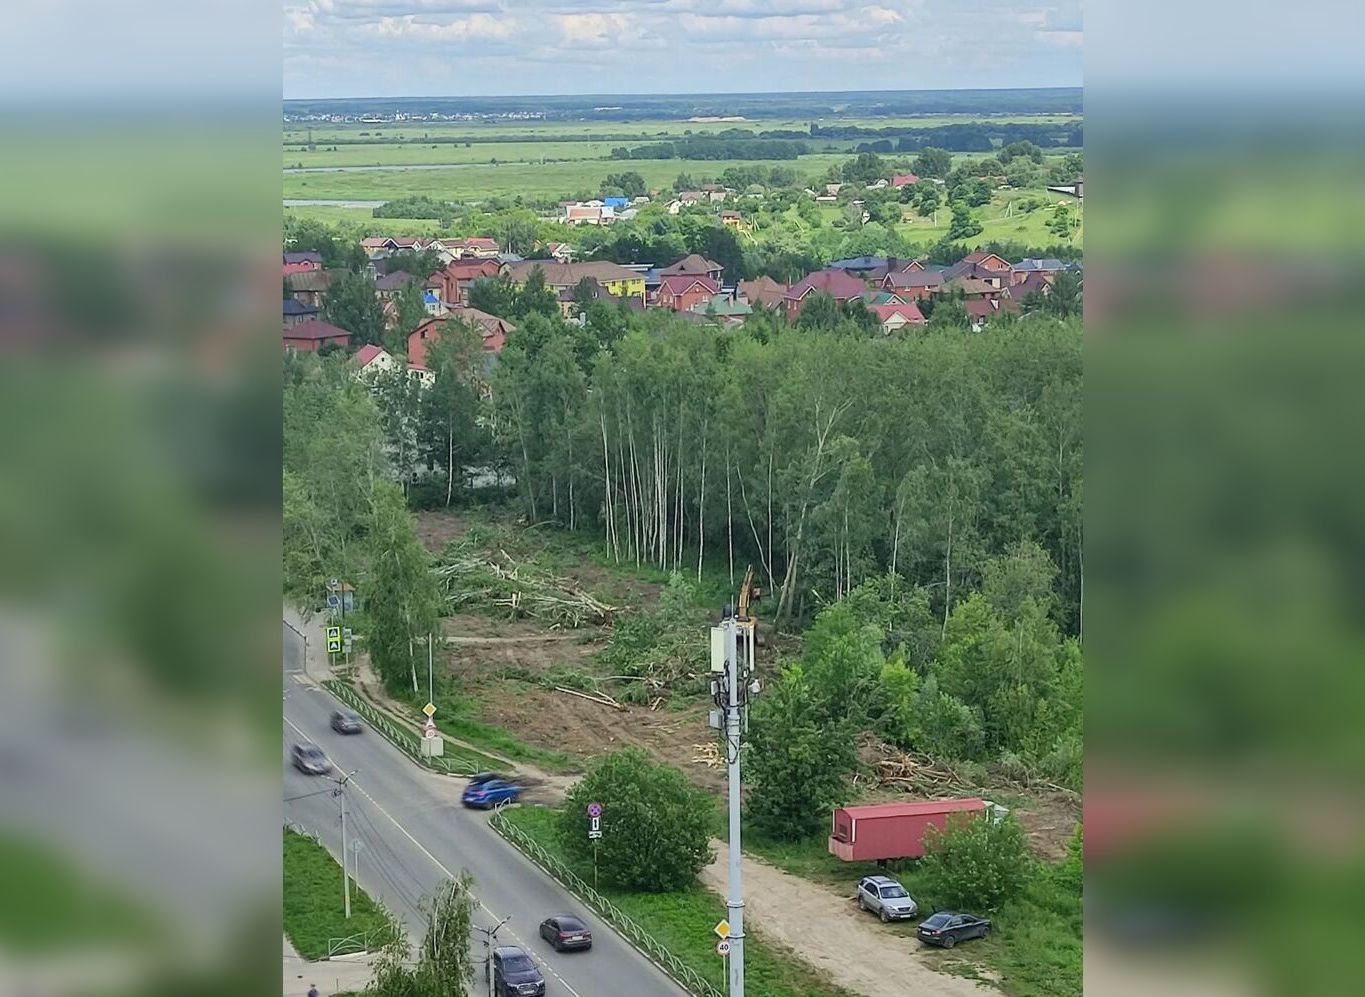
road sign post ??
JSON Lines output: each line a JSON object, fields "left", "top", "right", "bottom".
{"left": 587, "top": 802, "right": 603, "bottom": 891}
{"left": 326, "top": 626, "right": 342, "bottom": 654}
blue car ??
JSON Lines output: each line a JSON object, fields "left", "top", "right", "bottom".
{"left": 462, "top": 772, "right": 521, "bottom": 809}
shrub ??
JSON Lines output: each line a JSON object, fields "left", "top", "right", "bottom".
{"left": 557, "top": 747, "right": 713, "bottom": 891}
{"left": 921, "top": 812, "right": 1032, "bottom": 912}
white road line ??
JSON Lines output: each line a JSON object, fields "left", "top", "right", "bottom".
{"left": 284, "top": 715, "right": 584, "bottom": 997}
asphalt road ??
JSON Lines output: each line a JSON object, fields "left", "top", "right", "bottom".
{"left": 283, "top": 627, "right": 689, "bottom": 997}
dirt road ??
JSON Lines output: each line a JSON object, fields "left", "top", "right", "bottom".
{"left": 699, "top": 842, "right": 999, "bottom": 997}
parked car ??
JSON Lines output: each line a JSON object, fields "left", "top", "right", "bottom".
{"left": 857, "top": 875, "right": 919, "bottom": 922}
{"left": 291, "top": 743, "right": 331, "bottom": 775}
{"left": 462, "top": 773, "right": 521, "bottom": 809}
{"left": 330, "top": 710, "right": 363, "bottom": 734}
{"left": 539, "top": 914, "right": 592, "bottom": 951}
{"left": 488, "top": 945, "right": 545, "bottom": 996}
{"left": 916, "top": 911, "right": 992, "bottom": 948}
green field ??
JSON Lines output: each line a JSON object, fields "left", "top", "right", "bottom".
{"left": 283, "top": 827, "right": 397, "bottom": 961}
{"left": 283, "top": 154, "right": 851, "bottom": 202}
{"left": 286, "top": 140, "right": 641, "bottom": 169}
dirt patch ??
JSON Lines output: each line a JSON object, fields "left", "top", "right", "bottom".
{"left": 1013, "top": 792, "right": 1081, "bottom": 862}
{"left": 699, "top": 843, "right": 999, "bottom": 997}
{"left": 477, "top": 682, "right": 727, "bottom": 794}
{"left": 413, "top": 509, "right": 470, "bottom": 553}
{"left": 444, "top": 617, "right": 605, "bottom": 680}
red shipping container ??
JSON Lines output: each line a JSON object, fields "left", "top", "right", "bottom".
{"left": 828, "top": 799, "right": 985, "bottom": 862}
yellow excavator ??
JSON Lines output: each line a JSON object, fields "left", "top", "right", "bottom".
{"left": 736, "top": 565, "right": 764, "bottom": 652}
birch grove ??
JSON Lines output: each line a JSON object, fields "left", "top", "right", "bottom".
{"left": 486, "top": 311, "right": 1082, "bottom": 631}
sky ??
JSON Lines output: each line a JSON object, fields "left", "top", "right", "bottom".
{"left": 283, "top": 0, "right": 1083, "bottom": 99}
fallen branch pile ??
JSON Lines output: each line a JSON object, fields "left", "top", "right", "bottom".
{"left": 857, "top": 734, "right": 1082, "bottom": 809}
{"left": 856, "top": 734, "right": 981, "bottom": 797}
{"left": 433, "top": 541, "right": 618, "bottom": 628}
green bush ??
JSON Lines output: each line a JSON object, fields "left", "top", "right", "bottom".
{"left": 920, "top": 812, "right": 1032, "bottom": 912}
{"left": 556, "top": 747, "right": 713, "bottom": 891}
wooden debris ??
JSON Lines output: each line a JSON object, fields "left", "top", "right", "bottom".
{"left": 433, "top": 545, "right": 619, "bottom": 628}
{"left": 692, "top": 742, "right": 724, "bottom": 768}
{"left": 554, "top": 685, "right": 625, "bottom": 711}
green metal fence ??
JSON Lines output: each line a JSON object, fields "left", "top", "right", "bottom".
{"left": 323, "top": 680, "right": 478, "bottom": 777}
{"left": 489, "top": 805, "right": 725, "bottom": 997}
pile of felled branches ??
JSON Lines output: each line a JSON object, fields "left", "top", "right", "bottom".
{"left": 432, "top": 541, "right": 616, "bottom": 628}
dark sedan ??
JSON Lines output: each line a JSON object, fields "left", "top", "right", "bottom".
{"left": 291, "top": 743, "right": 332, "bottom": 776}
{"left": 916, "top": 911, "right": 991, "bottom": 948}
{"left": 539, "top": 914, "right": 592, "bottom": 952}
{"left": 330, "top": 710, "right": 363, "bottom": 734}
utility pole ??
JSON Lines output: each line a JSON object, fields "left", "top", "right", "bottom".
{"left": 333, "top": 771, "right": 356, "bottom": 919}
{"left": 711, "top": 603, "right": 756, "bottom": 997}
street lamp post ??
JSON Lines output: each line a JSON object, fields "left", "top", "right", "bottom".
{"left": 475, "top": 915, "right": 511, "bottom": 997}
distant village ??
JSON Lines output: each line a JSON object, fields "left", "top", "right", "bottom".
{"left": 286, "top": 228, "right": 1077, "bottom": 376}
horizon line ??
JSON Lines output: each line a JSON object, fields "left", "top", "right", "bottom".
{"left": 283, "top": 85, "right": 1083, "bottom": 104}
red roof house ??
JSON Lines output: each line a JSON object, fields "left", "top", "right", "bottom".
{"left": 407, "top": 309, "right": 515, "bottom": 369}
{"left": 783, "top": 268, "right": 869, "bottom": 319}
{"left": 869, "top": 302, "right": 927, "bottom": 334}
{"left": 737, "top": 276, "right": 788, "bottom": 309}
{"left": 891, "top": 173, "right": 920, "bottom": 188}
{"left": 656, "top": 274, "right": 719, "bottom": 312}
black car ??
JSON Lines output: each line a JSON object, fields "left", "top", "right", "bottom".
{"left": 291, "top": 743, "right": 332, "bottom": 776}
{"left": 330, "top": 710, "right": 363, "bottom": 734}
{"left": 539, "top": 914, "right": 592, "bottom": 952}
{"left": 488, "top": 945, "right": 545, "bottom": 996}
{"left": 916, "top": 911, "right": 991, "bottom": 948}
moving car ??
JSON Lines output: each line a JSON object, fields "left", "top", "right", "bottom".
{"left": 291, "top": 743, "right": 332, "bottom": 776}
{"left": 539, "top": 914, "right": 592, "bottom": 951}
{"left": 330, "top": 710, "right": 363, "bottom": 734}
{"left": 916, "top": 911, "right": 992, "bottom": 948}
{"left": 857, "top": 875, "right": 919, "bottom": 922}
{"left": 488, "top": 945, "right": 545, "bottom": 996}
{"left": 462, "top": 772, "right": 521, "bottom": 809}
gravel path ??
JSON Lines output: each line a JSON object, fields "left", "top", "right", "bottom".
{"left": 699, "top": 842, "right": 999, "bottom": 997}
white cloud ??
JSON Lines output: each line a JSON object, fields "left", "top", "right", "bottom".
{"left": 284, "top": 0, "right": 1081, "bottom": 96}
{"left": 554, "top": 11, "right": 634, "bottom": 46}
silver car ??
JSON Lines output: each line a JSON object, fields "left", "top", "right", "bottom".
{"left": 857, "top": 875, "right": 919, "bottom": 922}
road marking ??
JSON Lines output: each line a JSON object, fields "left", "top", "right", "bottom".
{"left": 283, "top": 714, "right": 584, "bottom": 997}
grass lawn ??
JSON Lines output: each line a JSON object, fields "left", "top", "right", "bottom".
{"left": 502, "top": 805, "right": 855, "bottom": 997}
{"left": 282, "top": 155, "right": 851, "bottom": 203}
{"left": 283, "top": 205, "right": 445, "bottom": 232}
{"left": 742, "top": 833, "right": 1081, "bottom": 997}
{"left": 423, "top": 685, "right": 578, "bottom": 772}
{"left": 283, "top": 827, "right": 398, "bottom": 961}
{"left": 0, "top": 831, "right": 163, "bottom": 953}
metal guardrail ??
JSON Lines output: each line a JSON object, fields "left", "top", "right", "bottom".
{"left": 326, "top": 931, "right": 375, "bottom": 958}
{"left": 323, "top": 680, "right": 479, "bottom": 777}
{"left": 489, "top": 805, "right": 725, "bottom": 997}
